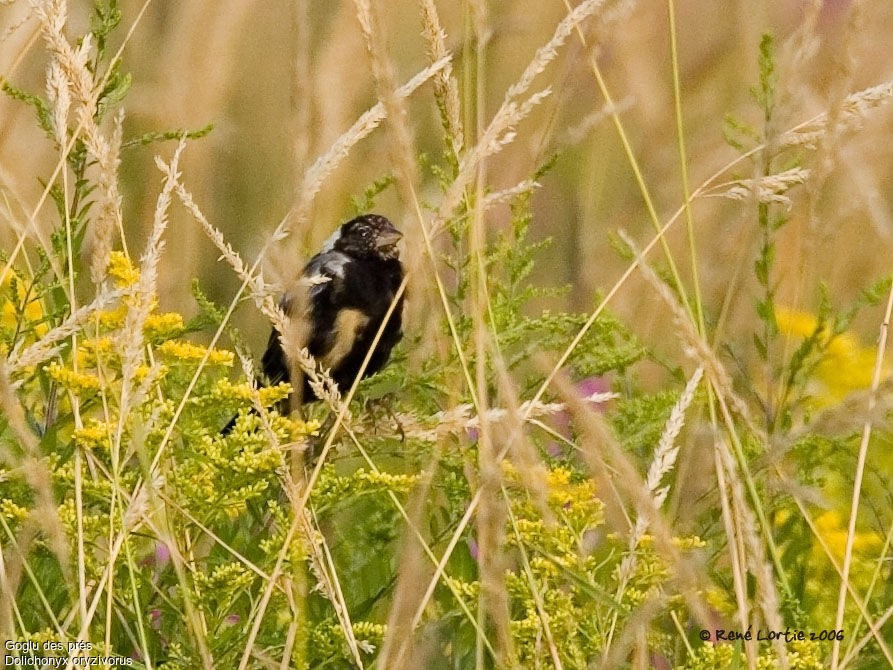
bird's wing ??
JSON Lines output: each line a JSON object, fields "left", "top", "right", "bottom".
{"left": 302, "top": 250, "right": 363, "bottom": 369}
{"left": 259, "top": 253, "right": 342, "bottom": 387}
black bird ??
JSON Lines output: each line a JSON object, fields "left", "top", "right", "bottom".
{"left": 261, "top": 213, "right": 405, "bottom": 406}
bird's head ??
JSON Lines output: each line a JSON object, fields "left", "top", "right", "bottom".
{"left": 326, "top": 214, "right": 403, "bottom": 261}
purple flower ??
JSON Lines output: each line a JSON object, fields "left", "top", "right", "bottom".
{"left": 545, "top": 375, "right": 612, "bottom": 455}
{"left": 155, "top": 543, "right": 171, "bottom": 566}
{"left": 578, "top": 376, "right": 610, "bottom": 402}
{"left": 467, "top": 536, "right": 479, "bottom": 561}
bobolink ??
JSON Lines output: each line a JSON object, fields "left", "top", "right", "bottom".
{"left": 261, "top": 213, "right": 405, "bottom": 404}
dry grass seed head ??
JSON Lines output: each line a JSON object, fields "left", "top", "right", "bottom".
{"left": 419, "top": 0, "right": 464, "bottom": 159}
{"left": 616, "top": 366, "right": 703, "bottom": 590}
{"left": 436, "top": 0, "right": 608, "bottom": 224}
{"left": 550, "top": 369, "right": 712, "bottom": 628}
{"left": 83, "top": 109, "right": 125, "bottom": 284}
{"left": 619, "top": 230, "right": 758, "bottom": 435}
{"left": 715, "top": 436, "right": 789, "bottom": 667}
{"left": 7, "top": 288, "right": 122, "bottom": 375}
{"left": 116, "top": 142, "right": 183, "bottom": 421}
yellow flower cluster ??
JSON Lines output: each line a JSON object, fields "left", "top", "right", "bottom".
{"left": 351, "top": 621, "right": 386, "bottom": 643}
{"left": 292, "top": 417, "right": 322, "bottom": 438}
{"left": 225, "top": 443, "right": 283, "bottom": 475}
{"left": 514, "top": 517, "right": 578, "bottom": 557}
{"left": 145, "top": 312, "right": 185, "bottom": 339}
{"left": 768, "top": 639, "right": 826, "bottom": 670}
{"left": 96, "top": 303, "right": 129, "bottom": 329}
{"left": 671, "top": 535, "right": 707, "bottom": 549}
{"left": 1, "top": 267, "right": 47, "bottom": 354}
{"left": 94, "top": 255, "right": 184, "bottom": 339}
{"left": 354, "top": 469, "right": 419, "bottom": 491}
{"left": 73, "top": 421, "right": 113, "bottom": 451}
{"left": 56, "top": 498, "right": 116, "bottom": 568}
{"left": 545, "top": 465, "right": 598, "bottom": 509}
{"left": 805, "top": 509, "right": 882, "bottom": 622}
{"left": 45, "top": 361, "right": 101, "bottom": 394}
{"left": 107, "top": 251, "right": 140, "bottom": 287}
{"left": 95, "top": 305, "right": 183, "bottom": 335}
{"left": 1, "top": 498, "right": 29, "bottom": 524}
{"left": 193, "top": 561, "right": 254, "bottom": 592}
{"left": 157, "top": 339, "right": 234, "bottom": 365}
{"left": 813, "top": 510, "right": 882, "bottom": 559}
{"left": 76, "top": 337, "right": 113, "bottom": 368}
{"left": 311, "top": 467, "right": 419, "bottom": 510}
{"left": 676, "top": 638, "right": 824, "bottom": 670}
{"left": 213, "top": 378, "right": 291, "bottom": 406}
{"left": 446, "top": 577, "right": 480, "bottom": 599}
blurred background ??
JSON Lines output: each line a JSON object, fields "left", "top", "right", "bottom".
{"left": 1, "top": 0, "right": 891, "bottom": 372}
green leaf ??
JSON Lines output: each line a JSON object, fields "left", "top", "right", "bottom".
{"left": 754, "top": 242, "right": 774, "bottom": 286}
{"left": 91, "top": 0, "right": 122, "bottom": 61}
{"left": 722, "top": 113, "right": 760, "bottom": 153}
{"left": 837, "top": 275, "right": 893, "bottom": 334}
{"left": 122, "top": 123, "right": 215, "bottom": 149}
{"left": 755, "top": 297, "right": 777, "bottom": 332}
{"left": 751, "top": 32, "right": 776, "bottom": 119}
{"left": 96, "top": 68, "right": 132, "bottom": 119}
{"left": 753, "top": 332, "right": 767, "bottom": 359}
{"left": 350, "top": 174, "right": 396, "bottom": 216}
{"left": 607, "top": 230, "right": 634, "bottom": 261}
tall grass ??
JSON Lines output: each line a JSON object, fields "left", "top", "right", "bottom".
{"left": 1, "top": 0, "right": 892, "bottom": 668}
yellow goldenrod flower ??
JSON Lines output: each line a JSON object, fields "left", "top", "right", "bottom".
{"left": 107, "top": 251, "right": 140, "bottom": 287}
{"left": 671, "top": 535, "right": 706, "bottom": 549}
{"left": 144, "top": 311, "right": 185, "bottom": 339}
{"left": 76, "top": 337, "right": 114, "bottom": 368}
{"left": 775, "top": 306, "right": 819, "bottom": 338}
{"left": 290, "top": 417, "right": 321, "bottom": 438}
{"left": 813, "top": 510, "right": 882, "bottom": 561}
{"left": 96, "top": 303, "right": 128, "bottom": 330}
{"left": 46, "top": 361, "right": 101, "bottom": 394}
{"left": 73, "top": 421, "right": 112, "bottom": 450}
{"left": 802, "top": 509, "right": 883, "bottom": 624}
{"left": 776, "top": 306, "right": 890, "bottom": 404}
{"left": 157, "top": 339, "right": 234, "bottom": 365}
{"left": 1, "top": 498, "right": 29, "bottom": 523}
{"left": 214, "top": 379, "right": 256, "bottom": 401}
{"left": 213, "top": 379, "right": 292, "bottom": 407}
{"left": 133, "top": 364, "right": 164, "bottom": 383}
{"left": 545, "top": 466, "right": 572, "bottom": 487}
{"left": 1, "top": 268, "right": 47, "bottom": 351}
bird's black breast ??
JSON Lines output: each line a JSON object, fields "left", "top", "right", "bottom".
{"left": 311, "top": 254, "right": 404, "bottom": 389}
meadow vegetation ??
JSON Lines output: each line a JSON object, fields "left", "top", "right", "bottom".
{"left": 1, "top": 0, "right": 892, "bottom": 668}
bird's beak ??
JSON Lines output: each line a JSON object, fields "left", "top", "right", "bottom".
{"left": 376, "top": 226, "right": 403, "bottom": 248}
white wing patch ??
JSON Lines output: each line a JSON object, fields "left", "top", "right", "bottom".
{"left": 306, "top": 251, "right": 350, "bottom": 299}
{"left": 321, "top": 252, "right": 349, "bottom": 279}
